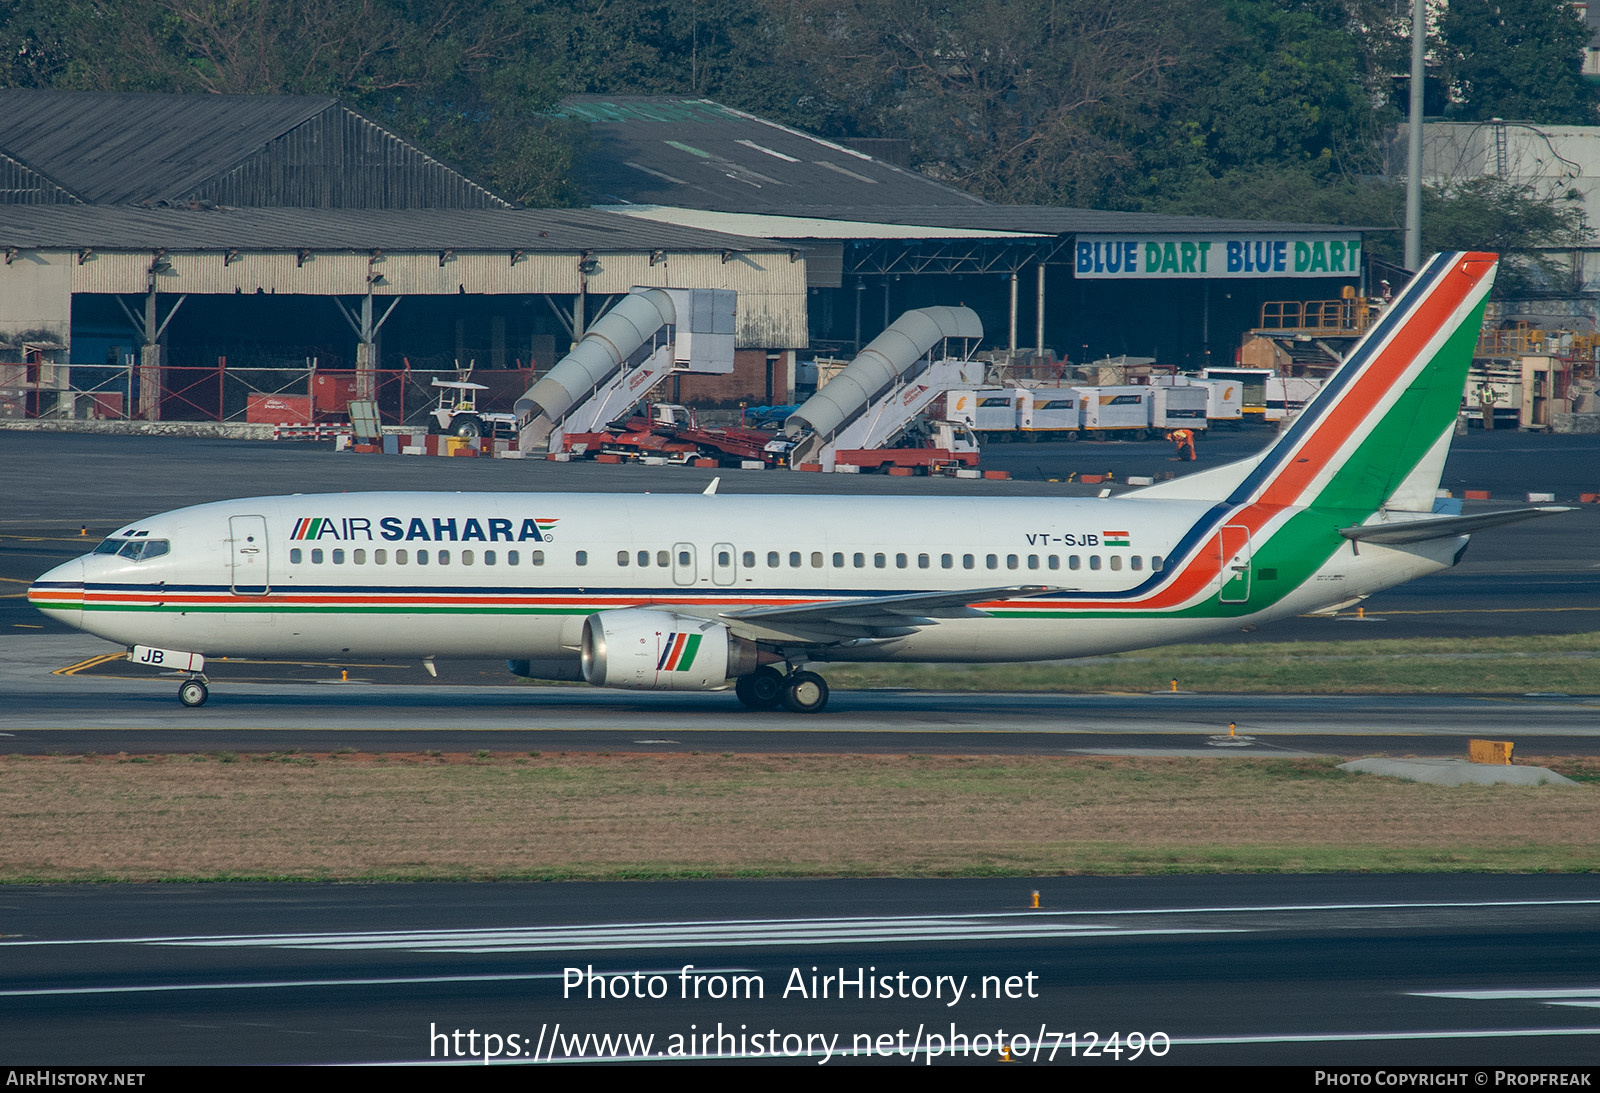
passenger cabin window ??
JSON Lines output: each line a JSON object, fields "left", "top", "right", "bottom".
{"left": 963, "top": 554, "right": 975, "bottom": 570}
{"left": 577, "top": 551, "right": 589, "bottom": 566}
{"left": 986, "top": 554, "right": 998, "bottom": 570}
{"left": 483, "top": 550, "right": 495, "bottom": 565}
{"left": 854, "top": 553, "right": 865, "bottom": 568}
{"left": 531, "top": 550, "right": 544, "bottom": 566}
{"left": 462, "top": 550, "right": 474, "bottom": 566}
{"left": 742, "top": 551, "right": 755, "bottom": 568}
{"left": 375, "top": 549, "right": 388, "bottom": 564}
{"left": 437, "top": 550, "right": 449, "bottom": 565}
{"left": 353, "top": 549, "right": 366, "bottom": 564}
{"left": 618, "top": 551, "right": 630, "bottom": 566}
{"left": 657, "top": 551, "right": 669, "bottom": 567}
{"left": 768, "top": 551, "right": 780, "bottom": 567}
{"left": 1110, "top": 555, "right": 1122, "bottom": 571}
{"left": 417, "top": 550, "right": 429, "bottom": 565}
{"left": 290, "top": 548, "right": 302, "bottom": 564}
{"left": 311, "top": 549, "right": 324, "bottom": 564}
{"left": 1089, "top": 555, "right": 1101, "bottom": 570}
{"left": 941, "top": 554, "right": 953, "bottom": 569}
{"left": 396, "top": 549, "right": 408, "bottom": 565}
{"left": 789, "top": 551, "right": 802, "bottom": 568}
{"left": 874, "top": 553, "right": 886, "bottom": 569}
{"left": 332, "top": 549, "right": 345, "bottom": 564}
{"left": 895, "top": 553, "right": 908, "bottom": 569}
{"left": 1152, "top": 555, "right": 1164, "bottom": 572}
{"left": 833, "top": 552, "right": 845, "bottom": 568}
{"left": 811, "top": 552, "right": 823, "bottom": 568}
{"left": 637, "top": 551, "right": 649, "bottom": 567}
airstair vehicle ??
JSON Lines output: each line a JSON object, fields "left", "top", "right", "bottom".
{"left": 783, "top": 307, "right": 985, "bottom": 471}
{"left": 515, "top": 287, "right": 736, "bottom": 455}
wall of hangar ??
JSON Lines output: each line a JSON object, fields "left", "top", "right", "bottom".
{"left": 1, "top": 248, "right": 809, "bottom": 353}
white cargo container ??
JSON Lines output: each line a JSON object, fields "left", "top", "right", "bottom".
{"left": 1155, "top": 374, "right": 1244, "bottom": 424}
{"left": 1190, "top": 377, "right": 1243, "bottom": 423}
{"left": 1076, "top": 386, "right": 1152, "bottom": 437}
{"left": 1017, "top": 386, "right": 1081, "bottom": 439}
{"left": 1264, "top": 376, "right": 1323, "bottom": 421}
{"left": 1150, "top": 384, "right": 1209, "bottom": 430}
{"left": 946, "top": 388, "right": 1022, "bottom": 439}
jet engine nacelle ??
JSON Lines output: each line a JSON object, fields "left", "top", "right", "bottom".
{"left": 580, "top": 609, "right": 756, "bottom": 690}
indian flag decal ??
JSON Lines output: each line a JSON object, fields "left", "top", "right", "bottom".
{"left": 1103, "top": 530, "right": 1131, "bottom": 546}
{"left": 657, "top": 632, "right": 702, "bottom": 672}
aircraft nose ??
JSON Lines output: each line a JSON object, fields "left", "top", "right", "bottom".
{"left": 27, "top": 558, "right": 84, "bottom": 629}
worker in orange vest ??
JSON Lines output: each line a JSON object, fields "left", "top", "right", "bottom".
{"left": 1166, "top": 428, "right": 1196, "bottom": 461}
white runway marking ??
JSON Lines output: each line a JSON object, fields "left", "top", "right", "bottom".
{"left": 7, "top": 897, "right": 1596, "bottom": 955}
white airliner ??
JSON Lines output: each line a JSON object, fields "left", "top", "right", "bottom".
{"left": 29, "top": 252, "right": 1565, "bottom": 713}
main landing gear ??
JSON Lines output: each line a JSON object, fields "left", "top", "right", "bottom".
{"left": 735, "top": 665, "right": 830, "bottom": 714}
{"left": 178, "top": 676, "right": 209, "bottom": 708}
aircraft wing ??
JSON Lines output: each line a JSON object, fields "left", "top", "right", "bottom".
{"left": 719, "top": 585, "right": 1061, "bottom": 642}
{"left": 1339, "top": 506, "right": 1572, "bottom": 545}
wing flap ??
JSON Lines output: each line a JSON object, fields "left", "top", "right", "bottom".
{"left": 719, "top": 585, "right": 1059, "bottom": 642}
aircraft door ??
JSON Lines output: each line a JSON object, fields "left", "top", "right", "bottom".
{"left": 672, "top": 542, "right": 698, "bottom": 586}
{"left": 1219, "top": 524, "right": 1251, "bottom": 603}
{"left": 229, "top": 515, "right": 271, "bottom": 595}
{"left": 712, "top": 542, "right": 737, "bottom": 587}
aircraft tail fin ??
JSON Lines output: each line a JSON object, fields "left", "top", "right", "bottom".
{"left": 1126, "top": 252, "right": 1497, "bottom": 515}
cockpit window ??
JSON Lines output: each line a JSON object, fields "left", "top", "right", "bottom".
{"left": 92, "top": 537, "right": 127, "bottom": 555}
{"left": 113, "top": 539, "right": 170, "bottom": 561}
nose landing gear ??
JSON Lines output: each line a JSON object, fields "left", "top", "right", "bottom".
{"left": 178, "top": 676, "right": 209, "bottom": 708}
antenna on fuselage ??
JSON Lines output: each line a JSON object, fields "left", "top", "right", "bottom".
{"left": 702, "top": 477, "right": 721, "bottom": 496}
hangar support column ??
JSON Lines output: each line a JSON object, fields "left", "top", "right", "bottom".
{"left": 136, "top": 255, "right": 184, "bottom": 422}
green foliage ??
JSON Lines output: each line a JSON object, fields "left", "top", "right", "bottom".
{"left": 0, "top": 0, "right": 580, "bottom": 205}
{"left": 1441, "top": 0, "right": 1600, "bottom": 124}
{"left": 1128, "top": 0, "right": 1391, "bottom": 201}
{"left": 3, "top": 0, "right": 1595, "bottom": 270}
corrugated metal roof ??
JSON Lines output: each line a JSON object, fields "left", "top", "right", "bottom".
{"left": 0, "top": 90, "right": 336, "bottom": 204}
{"left": 767, "top": 204, "right": 1367, "bottom": 235}
{"left": 599, "top": 205, "right": 1049, "bottom": 240}
{"left": 0, "top": 205, "right": 780, "bottom": 253}
{"left": 559, "top": 95, "right": 988, "bottom": 213}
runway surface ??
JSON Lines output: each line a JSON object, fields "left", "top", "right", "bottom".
{"left": 5, "top": 874, "right": 1600, "bottom": 1065}
{"left": 2, "top": 634, "right": 1596, "bottom": 756}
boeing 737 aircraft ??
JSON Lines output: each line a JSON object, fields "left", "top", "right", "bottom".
{"left": 29, "top": 252, "right": 1565, "bottom": 713}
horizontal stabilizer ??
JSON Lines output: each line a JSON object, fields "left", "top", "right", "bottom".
{"left": 1339, "top": 506, "right": 1572, "bottom": 545}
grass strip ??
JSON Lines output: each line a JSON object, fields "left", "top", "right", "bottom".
{"left": 2, "top": 752, "right": 1596, "bottom": 882}
{"left": 819, "top": 632, "right": 1600, "bottom": 694}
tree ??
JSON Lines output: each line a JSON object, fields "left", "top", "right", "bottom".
{"left": 0, "top": 0, "right": 581, "bottom": 206}
{"left": 1441, "top": 0, "right": 1600, "bottom": 124}
{"left": 767, "top": 0, "right": 1192, "bottom": 206}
